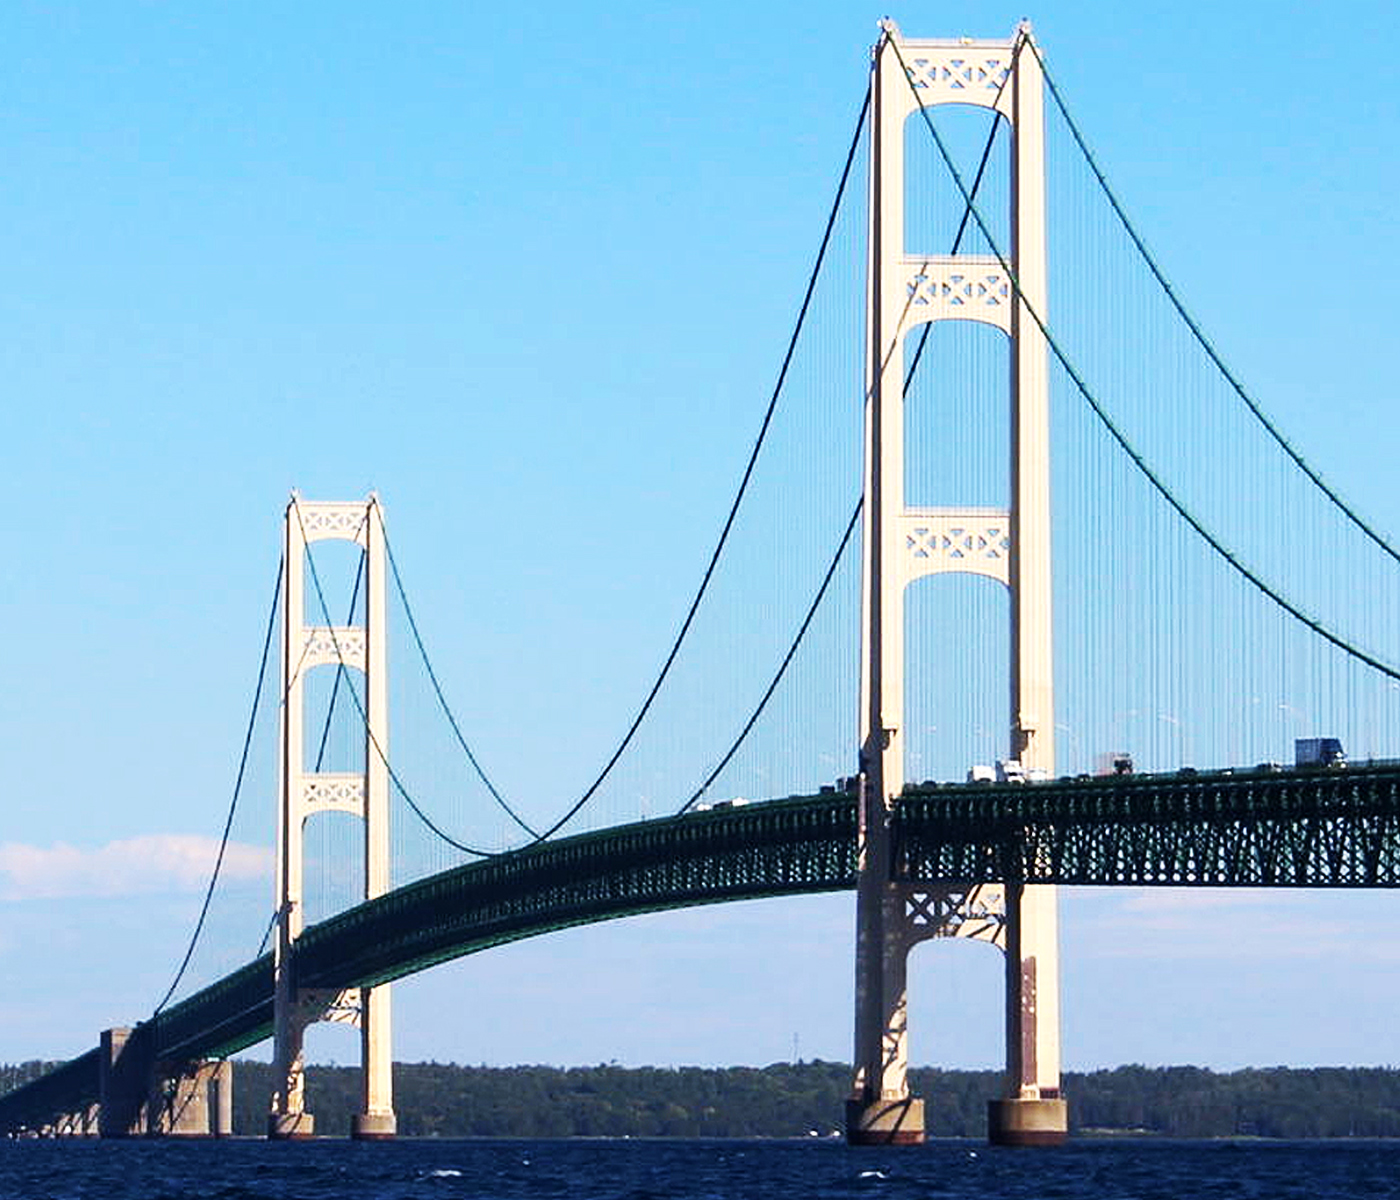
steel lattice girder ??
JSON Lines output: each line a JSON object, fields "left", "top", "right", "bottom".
{"left": 150, "top": 794, "right": 857, "bottom": 1064}
{"left": 894, "top": 764, "right": 1400, "bottom": 886}
{"left": 12, "top": 763, "right": 1400, "bottom": 1132}
{"left": 0, "top": 1050, "right": 99, "bottom": 1135}
{"left": 293, "top": 793, "right": 858, "bottom": 990}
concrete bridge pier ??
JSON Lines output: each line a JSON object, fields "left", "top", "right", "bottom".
{"left": 268, "top": 1002, "right": 315, "bottom": 1139}
{"left": 149, "top": 1059, "right": 232, "bottom": 1137}
{"left": 41, "top": 1103, "right": 98, "bottom": 1137}
{"left": 97, "top": 1028, "right": 230, "bottom": 1137}
{"left": 987, "top": 883, "right": 1067, "bottom": 1145}
{"left": 847, "top": 862, "right": 926, "bottom": 1145}
{"left": 98, "top": 1026, "right": 151, "bottom": 1137}
{"left": 64, "top": 1104, "right": 99, "bottom": 1136}
{"left": 351, "top": 986, "right": 396, "bottom": 1140}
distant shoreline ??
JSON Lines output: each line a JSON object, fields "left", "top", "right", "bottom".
{"left": 8, "top": 1060, "right": 1400, "bottom": 1139}
{"left": 235, "top": 1061, "right": 1400, "bottom": 1139}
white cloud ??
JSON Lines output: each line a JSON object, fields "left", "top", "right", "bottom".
{"left": 0, "top": 835, "right": 271, "bottom": 901}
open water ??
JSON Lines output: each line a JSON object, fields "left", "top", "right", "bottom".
{"left": 3, "top": 1137, "right": 1400, "bottom": 1200}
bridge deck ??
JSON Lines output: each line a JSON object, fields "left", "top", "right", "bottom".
{"left": 6, "top": 762, "right": 1400, "bottom": 1132}
{"left": 897, "top": 762, "right": 1400, "bottom": 887}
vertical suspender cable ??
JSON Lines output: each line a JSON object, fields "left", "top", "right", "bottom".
{"left": 1031, "top": 39, "right": 1400, "bottom": 569}
{"left": 886, "top": 34, "right": 1400, "bottom": 684}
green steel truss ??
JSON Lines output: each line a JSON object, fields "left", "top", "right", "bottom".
{"left": 896, "top": 763, "right": 1400, "bottom": 887}
{"left": 0, "top": 1050, "right": 100, "bottom": 1135}
{"left": 155, "top": 793, "right": 858, "bottom": 1064}
{"left": 7, "top": 763, "right": 1400, "bottom": 1132}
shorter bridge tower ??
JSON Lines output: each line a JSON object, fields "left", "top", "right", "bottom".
{"left": 269, "top": 494, "right": 396, "bottom": 1140}
{"left": 849, "top": 22, "right": 1066, "bottom": 1146}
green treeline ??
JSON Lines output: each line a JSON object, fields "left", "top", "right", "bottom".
{"left": 220, "top": 1061, "right": 1400, "bottom": 1139}
{"left": 9, "top": 1059, "right": 1400, "bottom": 1138}
{"left": 0, "top": 1063, "right": 59, "bottom": 1097}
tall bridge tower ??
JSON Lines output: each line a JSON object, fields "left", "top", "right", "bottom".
{"left": 849, "top": 22, "right": 1066, "bottom": 1146}
{"left": 269, "top": 494, "right": 397, "bottom": 1140}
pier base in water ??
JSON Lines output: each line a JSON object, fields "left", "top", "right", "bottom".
{"left": 351, "top": 1112, "right": 396, "bottom": 1140}
{"left": 845, "top": 1097, "right": 925, "bottom": 1145}
{"left": 267, "top": 1112, "right": 315, "bottom": 1139}
{"left": 987, "top": 1098, "right": 1067, "bottom": 1146}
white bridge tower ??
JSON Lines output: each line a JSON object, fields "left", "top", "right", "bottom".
{"left": 849, "top": 22, "right": 1066, "bottom": 1146}
{"left": 269, "top": 494, "right": 396, "bottom": 1140}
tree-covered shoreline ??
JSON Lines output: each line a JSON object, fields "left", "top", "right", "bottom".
{"left": 8, "top": 1060, "right": 1400, "bottom": 1138}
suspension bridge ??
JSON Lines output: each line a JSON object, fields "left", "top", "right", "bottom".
{"left": 5, "top": 20, "right": 1400, "bottom": 1145}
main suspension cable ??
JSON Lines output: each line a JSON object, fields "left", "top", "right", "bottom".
{"left": 154, "top": 556, "right": 283, "bottom": 1015}
{"left": 1029, "top": 38, "right": 1400, "bottom": 568}
{"left": 670, "top": 55, "right": 1021, "bottom": 812}
{"left": 344, "top": 87, "right": 871, "bottom": 854}
{"left": 675, "top": 499, "right": 862, "bottom": 814}
{"left": 888, "top": 34, "right": 1400, "bottom": 682}
{"left": 379, "top": 515, "right": 540, "bottom": 839}
{"left": 293, "top": 500, "right": 499, "bottom": 857}
{"left": 312, "top": 549, "right": 365, "bottom": 772}
{"left": 519, "top": 84, "right": 872, "bottom": 844}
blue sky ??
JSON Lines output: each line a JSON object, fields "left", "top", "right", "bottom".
{"left": 3, "top": 0, "right": 1400, "bottom": 1079}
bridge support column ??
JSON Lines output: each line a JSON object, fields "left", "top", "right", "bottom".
{"left": 268, "top": 995, "right": 315, "bottom": 1138}
{"left": 151, "top": 1066, "right": 203, "bottom": 1136}
{"left": 994, "top": 22, "right": 1067, "bottom": 1148}
{"left": 270, "top": 494, "right": 396, "bottom": 1140}
{"left": 988, "top": 884, "right": 1066, "bottom": 1145}
{"left": 98, "top": 1026, "right": 152, "bottom": 1138}
{"left": 851, "top": 20, "right": 1065, "bottom": 1145}
{"left": 213, "top": 1060, "right": 233, "bottom": 1136}
{"left": 52, "top": 1103, "right": 98, "bottom": 1137}
{"left": 847, "top": 17, "right": 924, "bottom": 1147}
{"left": 145, "top": 1059, "right": 232, "bottom": 1137}
{"left": 351, "top": 985, "right": 396, "bottom": 1139}
{"left": 351, "top": 505, "right": 396, "bottom": 1140}
{"left": 848, "top": 867, "right": 925, "bottom": 1144}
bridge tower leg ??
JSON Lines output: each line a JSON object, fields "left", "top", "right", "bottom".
{"left": 269, "top": 494, "right": 397, "bottom": 1140}
{"left": 212, "top": 1060, "right": 234, "bottom": 1137}
{"left": 848, "top": 21, "right": 1066, "bottom": 1146}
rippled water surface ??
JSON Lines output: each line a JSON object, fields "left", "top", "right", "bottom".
{"left": 5, "top": 1137, "right": 1400, "bottom": 1199}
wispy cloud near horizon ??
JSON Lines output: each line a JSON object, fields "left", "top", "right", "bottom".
{"left": 0, "top": 835, "right": 271, "bottom": 901}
